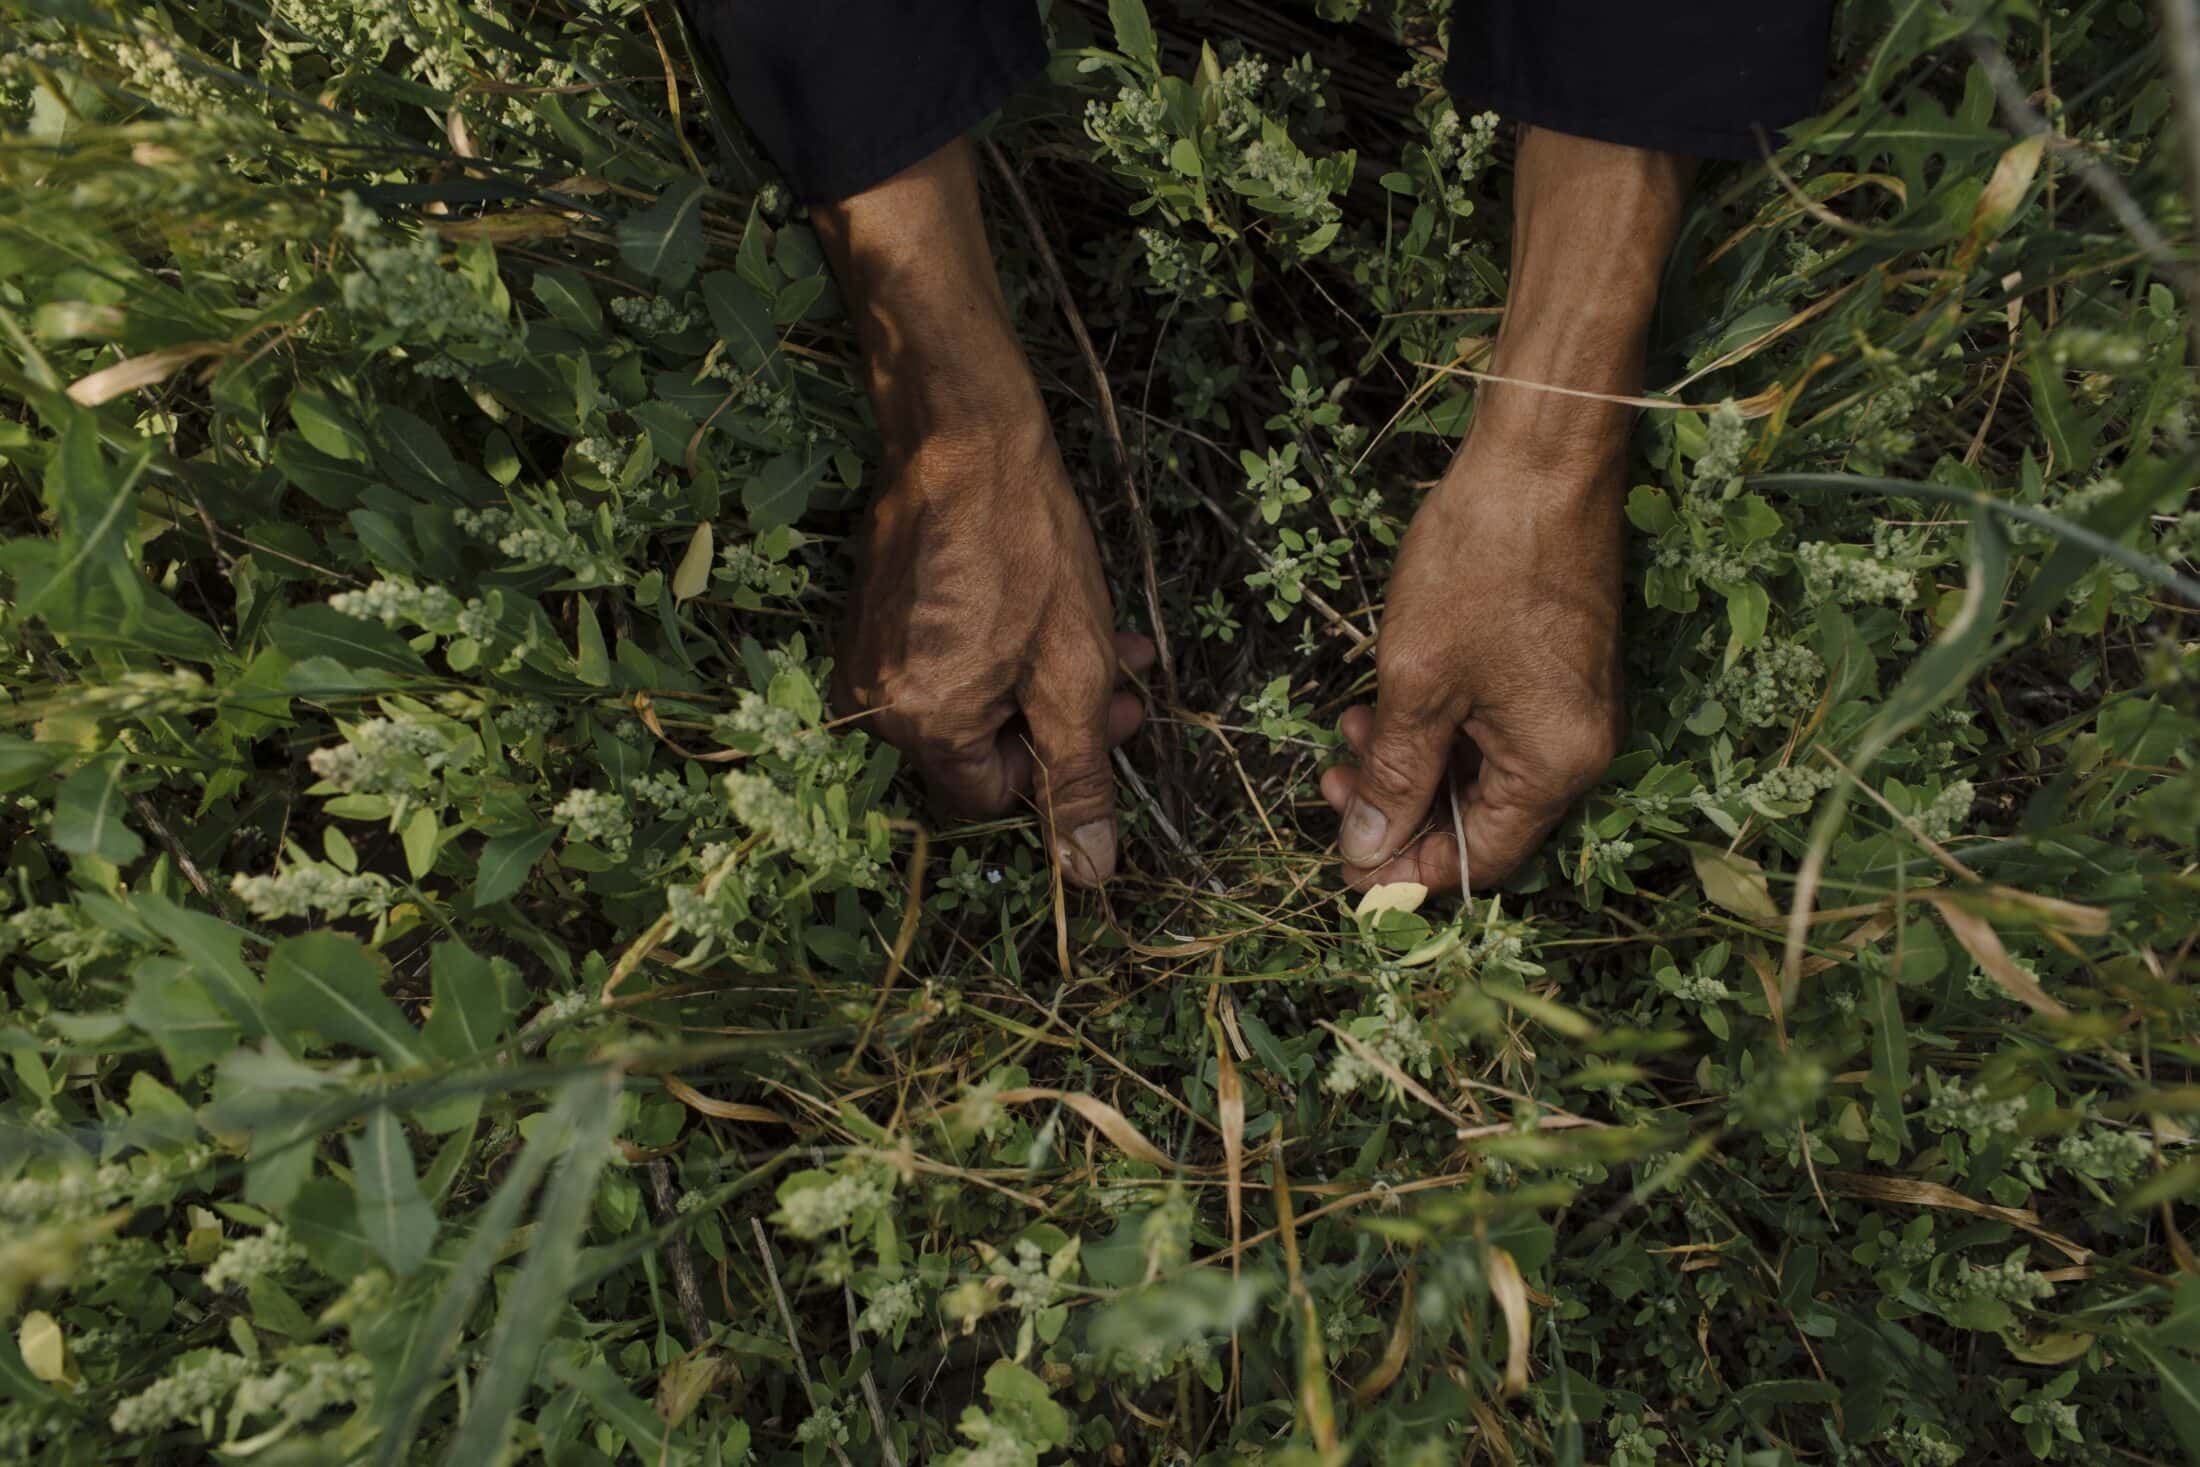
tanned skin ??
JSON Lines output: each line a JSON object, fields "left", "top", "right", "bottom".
{"left": 815, "top": 128, "right": 1691, "bottom": 890}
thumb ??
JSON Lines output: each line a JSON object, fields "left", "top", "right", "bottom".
{"left": 1340, "top": 701, "right": 1456, "bottom": 868}
{"left": 1024, "top": 683, "right": 1119, "bottom": 888}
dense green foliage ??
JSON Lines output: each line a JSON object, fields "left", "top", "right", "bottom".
{"left": 2, "top": 0, "right": 2198, "bottom": 1462}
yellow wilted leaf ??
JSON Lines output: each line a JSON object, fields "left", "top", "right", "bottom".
{"left": 672, "top": 521, "right": 714, "bottom": 602}
{"left": 1355, "top": 881, "right": 1427, "bottom": 919}
{"left": 1486, "top": 1247, "right": 1531, "bottom": 1397}
{"left": 1970, "top": 133, "right": 2046, "bottom": 241}
{"left": 19, "top": 1310, "right": 69, "bottom": 1385}
{"left": 1687, "top": 842, "right": 1781, "bottom": 924}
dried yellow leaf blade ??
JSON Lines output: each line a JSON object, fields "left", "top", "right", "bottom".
{"left": 1351, "top": 1273, "right": 1416, "bottom": 1407}
{"left": 1487, "top": 1246, "right": 1531, "bottom": 1398}
{"left": 661, "top": 1075, "right": 791, "bottom": 1126}
{"left": 992, "top": 1087, "right": 1175, "bottom": 1170}
{"left": 1926, "top": 894, "right": 2070, "bottom": 1018}
{"left": 66, "top": 343, "right": 225, "bottom": 406}
{"left": 1830, "top": 1170, "right": 2090, "bottom": 1264}
{"left": 672, "top": 521, "right": 714, "bottom": 602}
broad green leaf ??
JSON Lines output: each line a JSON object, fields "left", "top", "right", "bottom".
{"left": 52, "top": 755, "right": 142, "bottom": 864}
{"left": 743, "top": 451, "right": 825, "bottom": 533}
{"left": 471, "top": 827, "right": 557, "bottom": 909}
{"left": 349, "top": 1107, "right": 438, "bottom": 1277}
{"left": 126, "top": 957, "right": 238, "bottom": 1081}
{"left": 672, "top": 521, "right": 713, "bottom": 601}
{"left": 573, "top": 595, "right": 611, "bottom": 686}
{"left": 268, "top": 604, "right": 426, "bottom": 677}
{"left": 265, "top": 931, "right": 426, "bottom": 1068}
{"left": 422, "top": 941, "right": 517, "bottom": 1061}
{"left": 619, "top": 178, "right": 707, "bottom": 289}
{"left": 2026, "top": 358, "right": 2099, "bottom": 474}
{"left": 133, "top": 892, "right": 275, "bottom": 1041}
{"left": 1109, "top": 0, "right": 1157, "bottom": 66}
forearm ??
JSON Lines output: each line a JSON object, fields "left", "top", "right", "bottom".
{"left": 812, "top": 139, "right": 1044, "bottom": 466}
{"left": 1471, "top": 127, "right": 1694, "bottom": 472}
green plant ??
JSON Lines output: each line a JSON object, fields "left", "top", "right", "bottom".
{"left": 0, "top": 0, "right": 2196, "bottom": 1463}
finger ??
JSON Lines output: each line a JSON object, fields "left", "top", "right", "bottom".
{"left": 1338, "top": 695, "right": 1458, "bottom": 869}
{"left": 1115, "top": 631, "right": 1157, "bottom": 679}
{"left": 1024, "top": 673, "right": 1120, "bottom": 889}
{"left": 1456, "top": 767, "right": 1569, "bottom": 887}
{"left": 919, "top": 732, "right": 1022, "bottom": 819}
{"left": 1107, "top": 689, "right": 1144, "bottom": 747}
{"left": 1338, "top": 703, "right": 1374, "bottom": 752}
{"left": 1319, "top": 761, "right": 1357, "bottom": 813}
{"left": 1342, "top": 828, "right": 1463, "bottom": 893}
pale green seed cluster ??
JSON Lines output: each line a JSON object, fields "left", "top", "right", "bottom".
{"left": 1885, "top": 1422, "right": 1966, "bottom": 1467}
{"left": 552, "top": 788, "right": 632, "bottom": 857}
{"left": 1740, "top": 761, "right": 1837, "bottom": 819}
{"left": 1715, "top": 641, "right": 1825, "bottom": 728}
{"left": 1, "top": 905, "right": 127, "bottom": 969}
{"left": 230, "top": 864, "right": 394, "bottom": 922}
{"left": 857, "top": 1277, "right": 922, "bottom": 1338}
{"left": 1673, "top": 973, "right": 1732, "bottom": 1004}
{"left": 269, "top": 0, "right": 425, "bottom": 59}
{"left": 109, "top": 1351, "right": 253, "bottom": 1435}
{"left": 1951, "top": 1251, "right": 2053, "bottom": 1305}
{"left": 204, "top": 1225, "right": 304, "bottom": 1292}
{"left": 1914, "top": 780, "right": 1974, "bottom": 842}
{"left": 1920, "top": 1074, "right": 2026, "bottom": 1137}
{"left": 712, "top": 691, "right": 833, "bottom": 766}
{"left": 2055, "top": 1125, "right": 2151, "bottom": 1183}
{"left": 725, "top": 770, "right": 860, "bottom": 874}
{"left": 609, "top": 294, "right": 694, "bottom": 336}
{"left": 112, "top": 29, "right": 225, "bottom": 115}
{"left": 77, "top": 667, "right": 210, "bottom": 714}
{"left": 309, "top": 716, "right": 459, "bottom": 798}
{"left": 0, "top": 1162, "right": 135, "bottom": 1224}
{"left": 1692, "top": 400, "right": 1750, "bottom": 494}
{"left": 328, "top": 577, "right": 462, "bottom": 630}
{"left": 776, "top": 1170, "right": 889, "bottom": 1240}
{"left": 1796, "top": 540, "right": 1915, "bottom": 606}
{"left": 231, "top": 1348, "right": 374, "bottom": 1424}
{"left": 337, "top": 198, "right": 521, "bottom": 376}
{"left": 1324, "top": 973, "right": 1434, "bottom": 1098}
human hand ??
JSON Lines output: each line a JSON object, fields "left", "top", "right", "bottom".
{"left": 835, "top": 417, "right": 1152, "bottom": 886}
{"left": 815, "top": 138, "right": 1147, "bottom": 885}
{"left": 1322, "top": 126, "right": 1692, "bottom": 892}
{"left": 1321, "top": 440, "right": 1623, "bottom": 891}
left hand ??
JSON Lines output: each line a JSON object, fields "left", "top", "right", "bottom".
{"left": 1322, "top": 125, "right": 1692, "bottom": 893}
{"left": 1321, "top": 436, "right": 1625, "bottom": 892}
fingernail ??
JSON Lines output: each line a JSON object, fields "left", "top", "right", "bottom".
{"left": 1059, "top": 820, "right": 1116, "bottom": 887}
{"left": 1340, "top": 799, "right": 1388, "bottom": 865}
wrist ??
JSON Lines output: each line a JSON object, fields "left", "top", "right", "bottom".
{"left": 813, "top": 137, "right": 1049, "bottom": 465}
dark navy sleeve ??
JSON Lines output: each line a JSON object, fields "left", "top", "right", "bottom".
{"left": 1445, "top": 2, "right": 1835, "bottom": 160}
{"left": 678, "top": 0, "right": 1047, "bottom": 204}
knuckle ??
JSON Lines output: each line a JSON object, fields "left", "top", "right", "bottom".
{"left": 1376, "top": 639, "right": 1447, "bottom": 699}
{"left": 1548, "top": 727, "right": 1619, "bottom": 788}
{"left": 1039, "top": 754, "right": 1111, "bottom": 815}
{"left": 1359, "top": 737, "right": 1432, "bottom": 802}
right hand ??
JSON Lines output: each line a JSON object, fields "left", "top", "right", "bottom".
{"left": 812, "top": 138, "right": 1149, "bottom": 886}
{"left": 833, "top": 414, "right": 1151, "bottom": 886}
